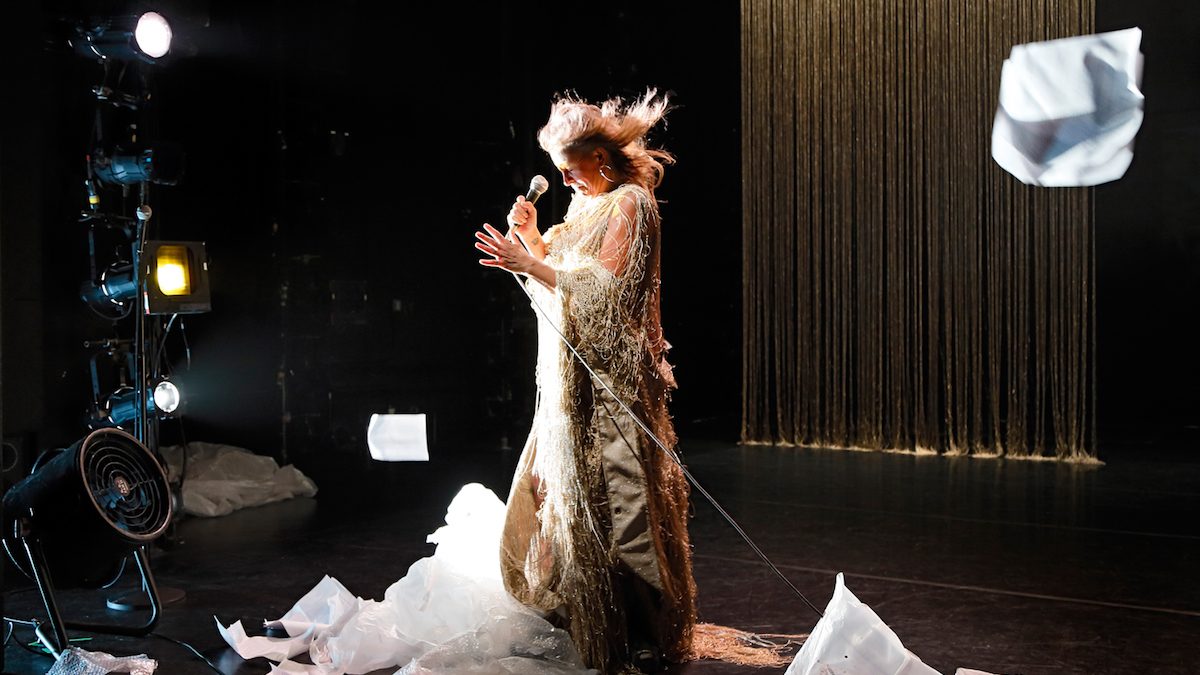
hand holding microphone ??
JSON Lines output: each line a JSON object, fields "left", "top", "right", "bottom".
{"left": 477, "top": 175, "right": 552, "bottom": 277}
{"left": 507, "top": 175, "right": 549, "bottom": 236}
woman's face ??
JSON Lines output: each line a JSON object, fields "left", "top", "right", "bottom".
{"left": 553, "top": 148, "right": 608, "bottom": 197}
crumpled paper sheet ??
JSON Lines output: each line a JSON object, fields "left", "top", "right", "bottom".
{"left": 991, "top": 27, "right": 1144, "bottom": 186}
{"left": 786, "top": 573, "right": 998, "bottom": 675}
{"left": 159, "top": 442, "right": 317, "bottom": 517}
{"left": 46, "top": 647, "right": 157, "bottom": 675}
{"left": 216, "top": 575, "right": 361, "bottom": 662}
{"left": 218, "top": 483, "right": 590, "bottom": 675}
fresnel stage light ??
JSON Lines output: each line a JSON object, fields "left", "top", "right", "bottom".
{"left": 91, "top": 142, "right": 186, "bottom": 187}
{"left": 71, "top": 11, "right": 173, "bottom": 64}
{"left": 91, "top": 378, "right": 182, "bottom": 430}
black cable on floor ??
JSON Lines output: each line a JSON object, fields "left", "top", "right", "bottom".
{"left": 150, "top": 632, "right": 224, "bottom": 674}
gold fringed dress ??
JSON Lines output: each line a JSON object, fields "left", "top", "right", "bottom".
{"left": 500, "top": 182, "right": 697, "bottom": 673}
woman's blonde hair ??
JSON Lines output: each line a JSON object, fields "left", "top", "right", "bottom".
{"left": 537, "top": 88, "right": 675, "bottom": 192}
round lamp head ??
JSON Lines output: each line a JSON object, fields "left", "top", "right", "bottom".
{"left": 153, "top": 380, "right": 181, "bottom": 415}
{"left": 134, "top": 12, "right": 172, "bottom": 59}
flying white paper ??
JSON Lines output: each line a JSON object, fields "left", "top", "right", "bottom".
{"left": 991, "top": 27, "right": 1144, "bottom": 186}
{"left": 367, "top": 414, "right": 430, "bottom": 462}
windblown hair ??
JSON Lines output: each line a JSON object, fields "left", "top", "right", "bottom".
{"left": 537, "top": 88, "right": 675, "bottom": 192}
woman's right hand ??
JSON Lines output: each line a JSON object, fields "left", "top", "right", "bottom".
{"left": 506, "top": 195, "right": 538, "bottom": 236}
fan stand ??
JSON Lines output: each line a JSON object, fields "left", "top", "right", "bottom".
{"left": 106, "top": 585, "right": 184, "bottom": 612}
{"left": 16, "top": 537, "right": 161, "bottom": 657}
{"left": 109, "top": 501, "right": 186, "bottom": 611}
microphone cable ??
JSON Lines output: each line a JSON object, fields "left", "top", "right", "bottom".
{"left": 499, "top": 199, "right": 825, "bottom": 620}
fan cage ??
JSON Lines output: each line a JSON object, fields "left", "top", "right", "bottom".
{"left": 77, "top": 429, "right": 171, "bottom": 542}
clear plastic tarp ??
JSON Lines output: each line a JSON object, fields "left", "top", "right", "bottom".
{"left": 160, "top": 442, "right": 317, "bottom": 518}
{"left": 218, "top": 484, "right": 593, "bottom": 674}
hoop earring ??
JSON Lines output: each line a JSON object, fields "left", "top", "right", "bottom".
{"left": 599, "top": 164, "right": 617, "bottom": 183}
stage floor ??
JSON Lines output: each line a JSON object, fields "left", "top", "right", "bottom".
{"left": 4, "top": 439, "right": 1198, "bottom": 674}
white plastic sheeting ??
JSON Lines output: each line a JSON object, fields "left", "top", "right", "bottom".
{"left": 991, "top": 27, "right": 1144, "bottom": 186}
{"left": 786, "top": 574, "right": 997, "bottom": 675}
{"left": 786, "top": 573, "right": 938, "bottom": 675}
{"left": 159, "top": 442, "right": 317, "bottom": 518}
{"left": 218, "top": 484, "right": 593, "bottom": 675}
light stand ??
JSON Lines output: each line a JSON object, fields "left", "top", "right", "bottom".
{"left": 107, "top": 203, "right": 188, "bottom": 612}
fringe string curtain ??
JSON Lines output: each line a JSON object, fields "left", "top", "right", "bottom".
{"left": 741, "top": 0, "right": 1097, "bottom": 460}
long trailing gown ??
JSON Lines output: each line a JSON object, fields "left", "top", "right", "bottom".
{"left": 500, "top": 182, "right": 697, "bottom": 672}
{"left": 217, "top": 183, "right": 697, "bottom": 675}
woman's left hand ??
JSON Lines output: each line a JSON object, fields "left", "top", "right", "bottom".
{"left": 475, "top": 223, "right": 536, "bottom": 274}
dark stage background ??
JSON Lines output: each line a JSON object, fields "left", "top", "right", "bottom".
{"left": 1, "top": 0, "right": 1197, "bottom": 482}
{"left": 2, "top": 1, "right": 743, "bottom": 477}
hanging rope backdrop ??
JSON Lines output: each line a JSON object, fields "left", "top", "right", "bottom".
{"left": 741, "top": 0, "right": 1097, "bottom": 460}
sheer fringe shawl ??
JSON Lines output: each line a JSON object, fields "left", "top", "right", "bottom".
{"left": 500, "top": 184, "right": 698, "bottom": 673}
{"left": 690, "top": 623, "right": 805, "bottom": 668}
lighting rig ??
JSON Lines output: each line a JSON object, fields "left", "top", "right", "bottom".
{"left": 73, "top": 11, "right": 209, "bottom": 450}
{"left": 2, "top": 9, "right": 209, "bottom": 657}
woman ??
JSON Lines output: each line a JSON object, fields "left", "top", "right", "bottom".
{"left": 474, "top": 89, "right": 696, "bottom": 674}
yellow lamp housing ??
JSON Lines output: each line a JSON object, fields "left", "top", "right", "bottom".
{"left": 143, "top": 240, "right": 211, "bottom": 315}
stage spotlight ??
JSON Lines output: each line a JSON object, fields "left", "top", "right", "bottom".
{"left": 155, "top": 246, "right": 191, "bottom": 295}
{"left": 73, "top": 12, "right": 173, "bottom": 64}
{"left": 2, "top": 428, "right": 172, "bottom": 653}
{"left": 81, "top": 241, "right": 211, "bottom": 317}
{"left": 94, "top": 380, "right": 181, "bottom": 429}
{"left": 80, "top": 260, "right": 137, "bottom": 318}
{"left": 134, "top": 12, "right": 172, "bottom": 59}
{"left": 92, "top": 143, "right": 186, "bottom": 186}
{"left": 144, "top": 241, "right": 211, "bottom": 315}
{"left": 153, "top": 379, "right": 181, "bottom": 415}
{"left": 98, "top": 387, "right": 147, "bottom": 429}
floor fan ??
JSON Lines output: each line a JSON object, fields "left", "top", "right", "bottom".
{"left": 1, "top": 428, "right": 173, "bottom": 656}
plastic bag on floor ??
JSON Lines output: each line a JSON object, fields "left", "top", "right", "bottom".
{"left": 159, "top": 442, "right": 317, "bottom": 517}
{"left": 786, "top": 573, "right": 939, "bottom": 675}
{"left": 219, "top": 484, "right": 591, "bottom": 675}
{"left": 46, "top": 647, "right": 157, "bottom": 675}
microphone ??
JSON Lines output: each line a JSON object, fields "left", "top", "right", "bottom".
{"left": 524, "top": 175, "right": 549, "bottom": 204}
